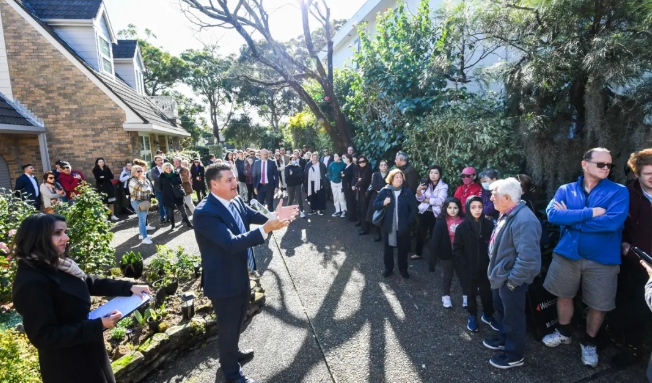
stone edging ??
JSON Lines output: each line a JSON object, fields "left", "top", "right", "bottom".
{"left": 112, "top": 284, "right": 266, "bottom": 383}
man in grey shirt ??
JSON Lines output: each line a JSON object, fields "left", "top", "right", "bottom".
{"left": 483, "top": 177, "right": 541, "bottom": 369}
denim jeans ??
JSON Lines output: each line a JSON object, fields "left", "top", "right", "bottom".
{"left": 493, "top": 282, "right": 529, "bottom": 360}
{"left": 131, "top": 200, "right": 148, "bottom": 239}
{"left": 155, "top": 191, "right": 168, "bottom": 221}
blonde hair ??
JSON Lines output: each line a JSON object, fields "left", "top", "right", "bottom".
{"left": 162, "top": 163, "right": 174, "bottom": 172}
{"left": 130, "top": 165, "right": 143, "bottom": 177}
{"left": 385, "top": 168, "right": 405, "bottom": 185}
{"left": 181, "top": 159, "right": 190, "bottom": 167}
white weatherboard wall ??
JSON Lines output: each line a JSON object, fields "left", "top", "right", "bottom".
{"left": 0, "top": 7, "right": 13, "bottom": 99}
{"left": 114, "top": 60, "right": 136, "bottom": 88}
{"left": 53, "top": 25, "right": 100, "bottom": 70}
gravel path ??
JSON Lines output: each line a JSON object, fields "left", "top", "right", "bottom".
{"left": 111, "top": 204, "right": 648, "bottom": 383}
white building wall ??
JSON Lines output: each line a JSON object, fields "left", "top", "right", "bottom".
{"left": 0, "top": 6, "right": 12, "bottom": 99}
{"left": 52, "top": 25, "right": 99, "bottom": 71}
{"left": 114, "top": 61, "right": 136, "bottom": 87}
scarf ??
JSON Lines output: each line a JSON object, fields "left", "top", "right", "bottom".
{"left": 29, "top": 254, "right": 86, "bottom": 280}
{"left": 307, "top": 163, "right": 321, "bottom": 196}
{"left": 162, "top": 171, "right": 175, "bottom": 179}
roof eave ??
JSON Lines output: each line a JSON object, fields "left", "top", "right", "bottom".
{"left": 123, "top": 122, "right": 190, "bottom": 137}
{"left": 0, "top": 124, "right": 45, "bottom": 134}
{"left": 42, "top": 18, "right": 94, "bottom": 26}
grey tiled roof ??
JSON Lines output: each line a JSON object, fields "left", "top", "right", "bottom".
{"left": 23, "top": 0, "right": 102, "bottom": 20}
{"left": 15, "top": 0, "right": 188, "bottom": 135}
{"left": 112, "top": 40, "right": 138, "bottom": 59}
{"left": 0, "top": 97, "right": 35, "bottom": 126}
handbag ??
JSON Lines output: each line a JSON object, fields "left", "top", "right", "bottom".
{"left": 172, "top": 184, "right": 186, "bottom": 198}
{"left": 137, "top": 200, "right": 151, "bottom": 211}
{"left": 365, "top": 184, "right": 373, "bottom": 199}
{"left": 372, "top": 208, "right": 386, "bottom": 226}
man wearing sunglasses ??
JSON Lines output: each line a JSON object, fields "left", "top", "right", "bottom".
{"left": 542, "top": 147, "right": 629, "bottom": 368}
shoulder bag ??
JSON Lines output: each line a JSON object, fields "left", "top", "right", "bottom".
{"left": 372, "top": 189, "right": 389, "bottom": 226}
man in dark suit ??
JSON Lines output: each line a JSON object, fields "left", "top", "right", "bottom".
{"left": 320, "top": 149, "right": 334, "bottom": 200}
{"left": 194, "top": 163, "right": 295, "bottom": 383}
{"left": 252, "top": 149, "right": 278, "bottom": 211}
{"left": 15, "top": 164, "right": 41, "bottom": 210}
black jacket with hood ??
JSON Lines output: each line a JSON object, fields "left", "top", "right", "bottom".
{"left": 453, "top": 196, "right": 495, "bottom": 281}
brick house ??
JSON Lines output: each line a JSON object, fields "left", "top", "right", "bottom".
{"left": 0, "top": 0, "right": 189, "bottom": 191}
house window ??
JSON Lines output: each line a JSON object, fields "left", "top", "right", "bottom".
{"left": 138, "top": 133, "right": 152, "bottom": 163}
{"left": 98, "top": 36, "right": 113, "bottom": 74}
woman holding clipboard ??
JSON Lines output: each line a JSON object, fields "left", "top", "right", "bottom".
{"left": 11, "top": 213, "right": 150, "bottom": 383}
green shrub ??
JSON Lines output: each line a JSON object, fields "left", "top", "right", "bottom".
{"left": 54, "top": 183, "right": 115, "bottom": 275}
{"left": 120, "top": 251, "right": 143, "bottom": 265}
{"left": 110, "top": 327, "right": 126, "bottom": 341}
{"left": 0, "top": 309, "right": 22, "bottom": 331}
{"left": 0, "top": 190, "right": 36, "bottom": 304}
{"left": 0, "top": 329, "right": 41, "bottom": 383}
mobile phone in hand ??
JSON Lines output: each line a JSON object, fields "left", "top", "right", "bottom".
{"left": 633, "top": 247, "right": 652, "bottom": 265}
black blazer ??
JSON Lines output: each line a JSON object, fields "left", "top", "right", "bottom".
{"left": 12, "top": 260, "right": 133, "bottom": 383}
{"left": 194, "top": 194, "right": 268, "bottom": 300}
{"left": 320, "top": 155, "right": 334, "bottom": 169}
{"left": 190, "top": 164, "right": 206, "bottom": 191}
{"left": 373, "top": 186, "right": 417, "bottom": 235}
{"left": 342, "top": 164, "right": 357, "bottom": 187}
{"left": 15, "top": 173, "right": 39, "bottom": 203}
{"left": 159, "top": 172, "right": 183, "bottom": 207}
{"left": 92, "top": 166, "right": 115, "bottom": 196}
{"left": 235, "top": 159, "right": 246, "bottom": 182}
{"left": 453, "top": 218, "right": 495, "bottom": 281}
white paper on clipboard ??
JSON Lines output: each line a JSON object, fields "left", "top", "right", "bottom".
{"left": 88, "top": 293, "right": 151, "bottom": 320}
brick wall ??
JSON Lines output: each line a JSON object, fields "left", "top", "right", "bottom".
{"left": 0, "top": 2, "right": 138, "bottom": 185}
{"left": 0, "top": 133, "right": 42, "bottom": 184}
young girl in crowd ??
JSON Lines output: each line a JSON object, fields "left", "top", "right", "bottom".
{"left": 430, "top": 197, "right": 467, "bottom": 308}
{"left": 453, "top": 196, "right": 499, "bottom": 332}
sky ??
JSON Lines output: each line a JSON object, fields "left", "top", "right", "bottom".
{"left": 104, "top": 0, "right": 367, "bottom": 56}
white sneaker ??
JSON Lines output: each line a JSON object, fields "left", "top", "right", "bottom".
{"left": 300, "top": 211, "right": 306, "bottom": 218}
{"left": 138, "top": 235, "right": 143, "bottom": 240}
{"left": 542, "top": 329, "right": 572, "bottom": 347}
{"left": 340, "top": 211, "right": 347, "bottom": 218}
{"left": 141, "top": 237, "right": 153, "bottom": 245}
{"left": 283, "top": 191, "right": 288, "bottom": 198}
{"left": 462, "top": 295, "right": 468, "bottom": 308}
{"left": 110, "top": 215, "right": 119, "bottom": 221}
{"left": 580, "top": 343, "right": 598, "bottom": 368}
{"left": 145, "top": 225, "right": 155, "bottom": 231}
{"left": 442, "top": 296, "right": 452, "bottom": 308}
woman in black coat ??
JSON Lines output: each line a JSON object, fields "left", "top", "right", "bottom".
{"left": 355, "top": 155, "right": 373, "bottom": 235}
{"left": 92, "top": 158, "right": 118, "bottom": 221}
{"left": 159, "top": 163, "right": 192, "bottom": 230}
{"left": 366, "top": 160, "right": 389, "bottom": 242}
{"left": 190, "top": 158, "right": 206, "bottom": 201}
{"left": 373, "top": 169, "right": 417, "bottom": 279}
{"left": 12, "top": 213, "right": 150, "bottom": 383}
{"left": 341, "top": 154, "right": 358, "bottom": 222}
{"left": 453, "top": 196, "right": 498, "bottom": 331}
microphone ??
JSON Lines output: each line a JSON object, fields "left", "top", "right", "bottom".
{"left": 632, "top": 247, "right": 652, "bottom": 265}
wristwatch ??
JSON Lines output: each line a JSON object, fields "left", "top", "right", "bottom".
{"left": 507, "top": 281, "right": 518, "bottom": 291}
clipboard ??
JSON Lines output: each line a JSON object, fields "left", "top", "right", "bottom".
{"left": 88, "top": 293, "right": 151, "bottom": 321}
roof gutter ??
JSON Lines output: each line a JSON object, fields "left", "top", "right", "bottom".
{"left": 123, "top": 123, "right": 190, "bottom": 137}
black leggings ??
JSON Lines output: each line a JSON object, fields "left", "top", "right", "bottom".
{"left": 195, "top": 188, "right": 206, "bottom": 202}
{"left": 415, "top": 211, "right": 436, "bottom": 256}
{"left": 167, "top": 203, "right": 190, "bottom": 228}
{"left": 246, "top": 183, "right": 254, "bottom": 202}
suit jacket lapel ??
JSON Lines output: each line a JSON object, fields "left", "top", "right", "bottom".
{"left": 207, "top": 193, "right": 242, "bottom": 234}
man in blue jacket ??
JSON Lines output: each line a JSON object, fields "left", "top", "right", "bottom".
{"left": 193, "top": 163, "right": 296, "bottom": 383}
{"left": 252, "top": 149, "right": 278, "bottom": 211}
{"left": 543, "top": 147, "right": 629, "bottom": 368}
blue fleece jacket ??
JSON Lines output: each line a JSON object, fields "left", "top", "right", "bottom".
{"left": 327, "top": 161, "right": 345, "bottom": 183}
{"left": 546, "top": 176, "right": 629, "bottom": 265}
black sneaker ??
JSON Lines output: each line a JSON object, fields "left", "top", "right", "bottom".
{"left": 489, "top": 353, "right": 524, "bottom": 369}
{"left": 382, "top": 269, "right": 393, "bottom": 277}
{"left": 483, "top": 338, "right": 505, "bottom": 350}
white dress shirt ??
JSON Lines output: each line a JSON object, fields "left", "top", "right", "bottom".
{"left": 27, "top": 174, "right": 39, "bottom": 197}
{"left": 212, "top": 193, "right": 268, "bottom": 237}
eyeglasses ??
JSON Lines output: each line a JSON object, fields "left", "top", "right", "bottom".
{"left": 136, "top": 170, "right": 142, "bottom": 173}
{"left": 460, "top": 174, "right": 475, "bottom": 178}
{"left": 587, "top": 161, "right": 614, "bottom": 170}
{"left": 359, "top": 160, "right": 366, "bottom": 164}
{"left": 47, "top": 176, "right": 54, "bottom": 180}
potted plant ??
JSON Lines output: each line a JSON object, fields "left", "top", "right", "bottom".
{"left": 143, "top": 304, "right": 165, "bottom": 332}
{"left": 120, "top": 251, "right": 143, "bottom": 279}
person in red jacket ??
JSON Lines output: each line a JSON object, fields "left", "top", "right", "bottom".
{"left": 454, "top": 167, "right": 482, "bottom": 212}
{"left": 58, "top": 162, "right": 86, "bottom": 200}
{"left": 611, "top": 148, "right": 652, "bottom": 368}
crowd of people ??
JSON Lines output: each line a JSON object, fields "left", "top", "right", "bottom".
{"left": 9, "top": 143, "right": 652, "bottom": 382}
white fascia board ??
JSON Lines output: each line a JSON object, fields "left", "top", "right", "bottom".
{"left": 123, "top": 123, "right": 190, "bottom": 137}
{"left": 93, "top": 5, "right": 117, "bottom": 43}
{"left": 318, "top": 0, "right": 388, "bottom": 60}
{"left": 5, "top": 0, "right": 143, "bottom": 124}
{"left": 42, "top": 19, "right": 94, "bottom": 26}
{"left": 113, "top": 57, "right": 134, "bottom": 62}
{"left": 0, "top": 123, "right": 46, "bottom": 133}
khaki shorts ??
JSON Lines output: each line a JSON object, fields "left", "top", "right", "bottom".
{"left": 543, "top": 253, "right": 619, "bottom": 312}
